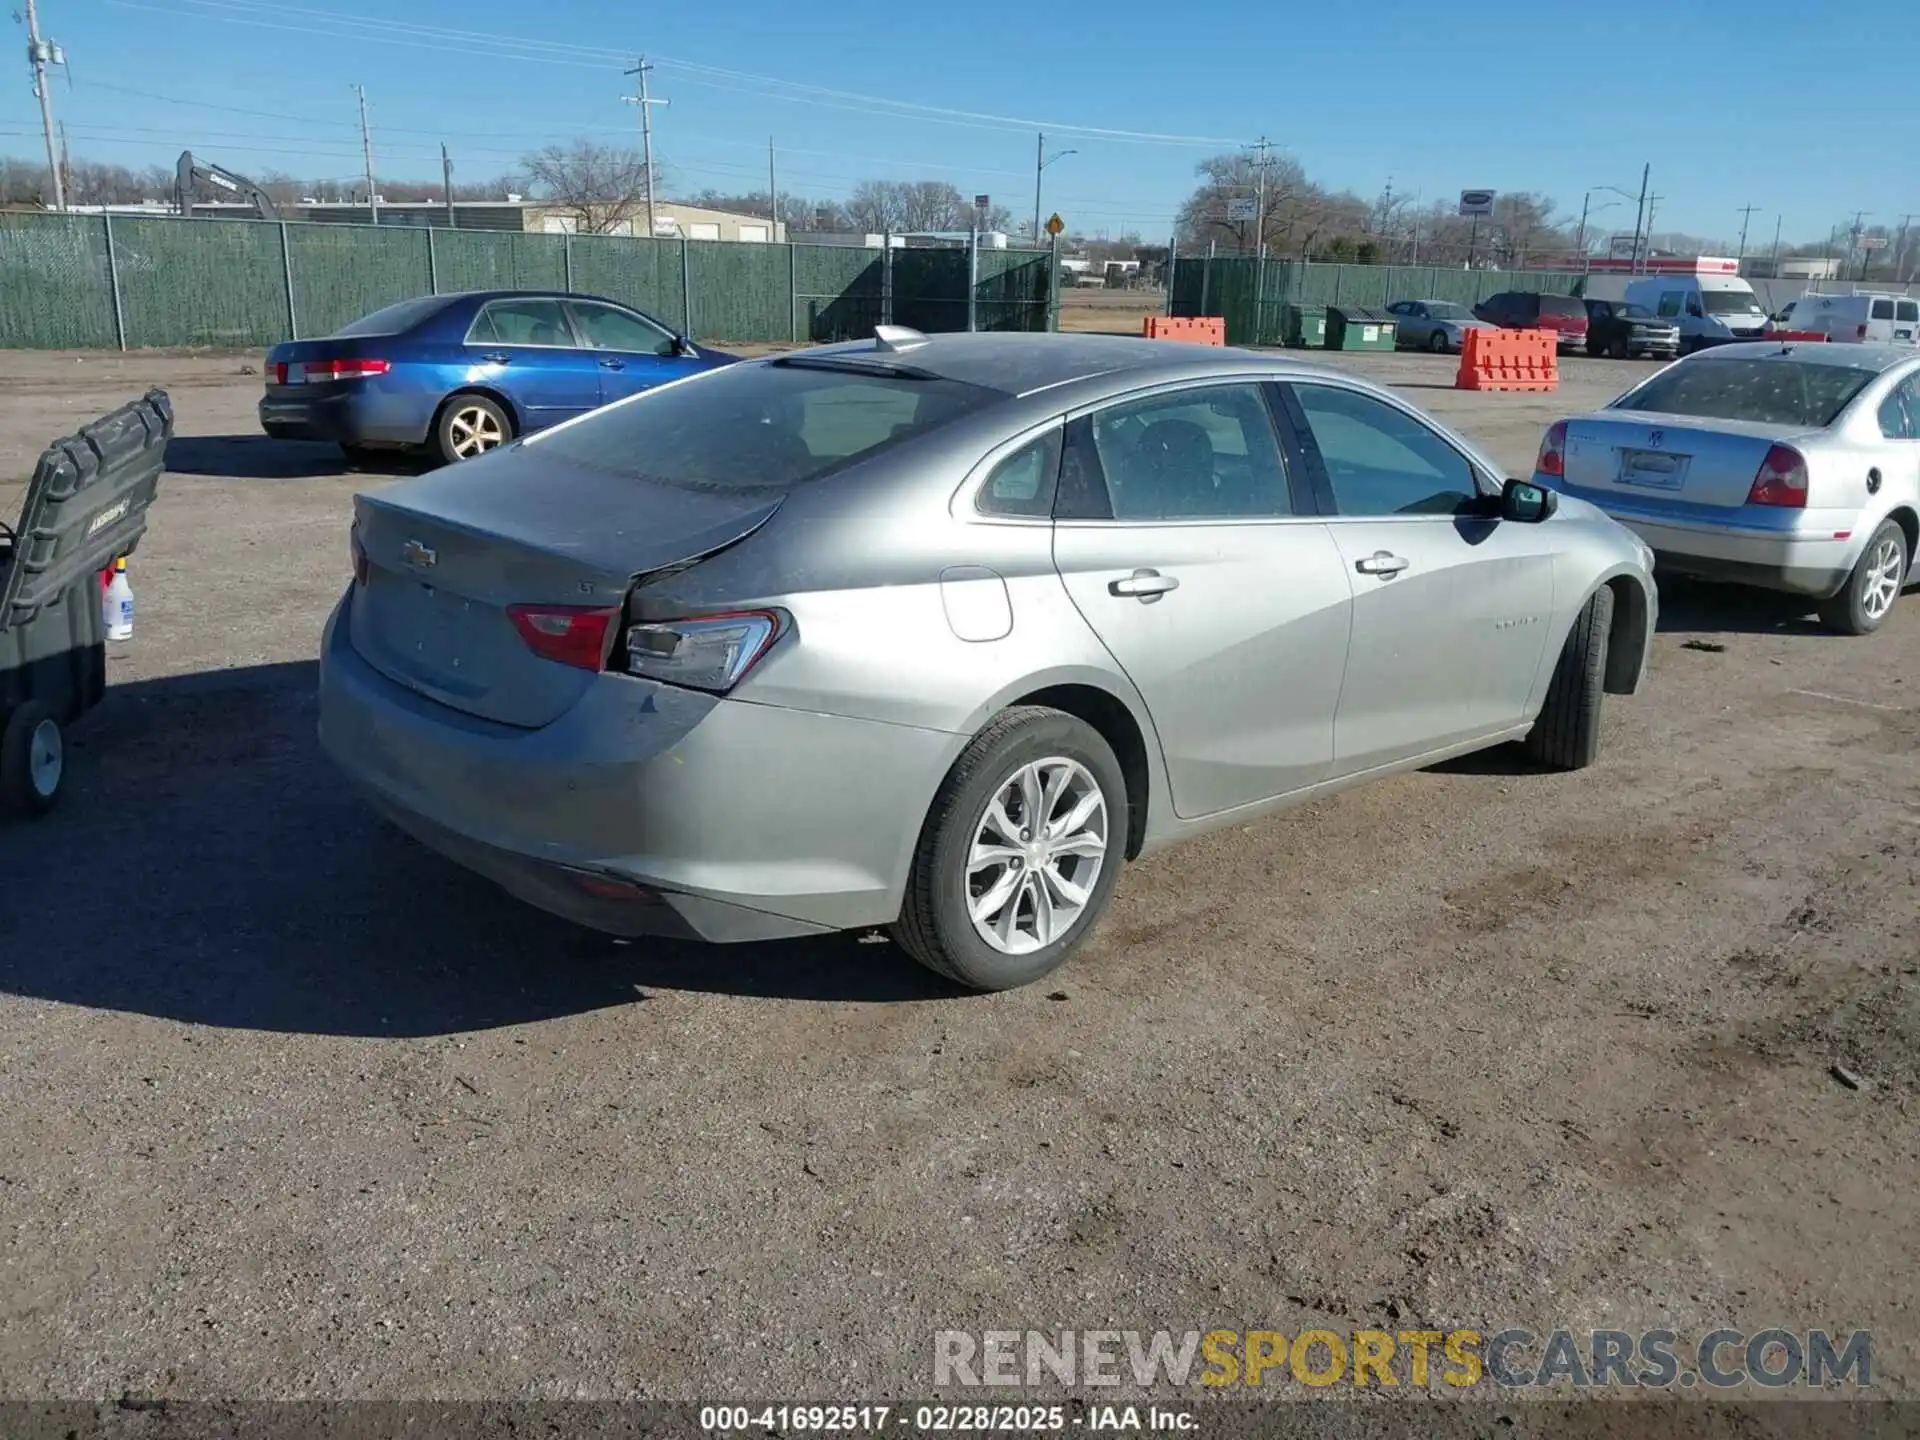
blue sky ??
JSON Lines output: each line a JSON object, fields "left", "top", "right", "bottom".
{"left": 5, "top": 0, "right": 1910, "bottom": 246}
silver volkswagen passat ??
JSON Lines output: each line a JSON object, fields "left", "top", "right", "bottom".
{"left": 319, "top": 328, "right": 1657, "bottom": 990}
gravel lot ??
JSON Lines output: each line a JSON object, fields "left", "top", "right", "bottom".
{"left": 0, "top": 342, "right": 1916, "bottom": 1408}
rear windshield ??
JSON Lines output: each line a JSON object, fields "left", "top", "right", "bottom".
{"left": 1613, "top": 358, "right": 1874, "bottom": 427}
{"left": 1900, "top": 301, "right": 1920, "bottom": 323}
{"left": 1539, "top": 295, "right": 1585, "bottom": 317}
{"left": 530, "top": 357, "right": 1004, "bottom": 493}
{"left": 331, "top": 295, "right": 452, "bottom": 338}
{"left": 1701, "top": 289, "right": 1763, "bottom": 316}
{"left": 1870, "top": 299, "right": 1896, "bottom": 320}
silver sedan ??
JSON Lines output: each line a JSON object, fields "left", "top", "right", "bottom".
{"left": 1535, "top": 342, "right": 1920, "bottom": 633}
{"left": 319, "top": 329, "right": 1657, "bottom": 990}
{"left": 1387, "top": 300, "right": 1494, "bottom": 354}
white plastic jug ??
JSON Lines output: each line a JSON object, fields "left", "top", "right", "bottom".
{"left": 103, "top": 558, "right": 134, "bottom": 641}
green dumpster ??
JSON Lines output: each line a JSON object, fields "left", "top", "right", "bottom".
{"left": 1325, "top": 305, "right": 1398, "bottom": 352}
{"left": 1283, "top": 303, "right": 1328, "bottom": 349}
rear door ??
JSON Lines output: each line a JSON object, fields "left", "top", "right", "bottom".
{"left": 463, "top": 297, "right": 603, "bottom": 429}
{"left": 1278, "top": 380, "right": 1558, "bottom": 774}
{"left": 564, "top": 299, "right": 691, "bottom": 403}
{"left": 1895, "top": 299, "right": 1919, "bottom": 344}
{"left": 1867, "top": 297, "right": 1898, "bottom": 343}
{"left": 1049, "top": 380, "right": 1352, "bottom": 818}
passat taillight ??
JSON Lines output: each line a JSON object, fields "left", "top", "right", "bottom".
{"left": 624, "top": 610, "right": 780, "bottom": 693}
{"left": 1536, "top": 421, "right": 1567, "bottom": 480}
{"left": 270, "top": 361, "right": 288, "bottom": 385}
{"left": 1748, "top": 444, "right": 1809, "bottom": 508}
{"left": 506, "top": 604, "right": 621, "bottom": 671}
{"left": 299, "top": 357, "right": 392, "bottom": 382}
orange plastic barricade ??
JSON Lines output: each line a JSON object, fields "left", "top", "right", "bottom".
{"left": 1456, "top": 327, "right": 1558, "bottom": 392}
{"left": 1143, "top": 315, "right": 1225, "bottom": 346}
{"left": 1768, "top": 330, "right": 1827, "bottom": 342}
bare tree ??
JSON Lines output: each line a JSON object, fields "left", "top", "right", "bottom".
{"left": 520, "top": 140, "right": 655, "bottom": 234}
{"left": 842, "top": 179, "right": 1011, "bottom": 234}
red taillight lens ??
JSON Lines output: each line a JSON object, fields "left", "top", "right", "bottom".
{"left": 1748, "top": 444, "right": 1808, "bottom": 508}
{"left": 270, "top": 361, "right": 288, "bottom": 385}
{"left": 506, "top": 603, "right": 620, "bottom": 671}
{"left": 1536, "top": 421, "right": 1567, "bottom": 480}
{"left": 349, "top": 529, "right": 369, "bottom": 585}
{"left": 300, "top": 357, "right": 392, "bottom": 382}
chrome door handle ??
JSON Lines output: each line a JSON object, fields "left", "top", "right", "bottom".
{"left": 1109, "top": 569, "right": 1180, "bottom": 601}
{"left": 479, "top": 352, "right": 511, "bottom": 364}
{"left": 599, "top": 357, "right": 626, "bottom": 370}
{"left": 1355, "top": 551, "right": 1410, "bottom": 578}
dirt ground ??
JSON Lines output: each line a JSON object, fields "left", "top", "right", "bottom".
{"left": 0, "top": 338, "right": 1916, "bottom": 1416}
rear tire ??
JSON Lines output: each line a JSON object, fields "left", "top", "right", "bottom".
{"left": 1525, "top": 585, "right": 1614, "bottom": 772}
{"left": 0, "top": 701, "right": 64, "bottom": 819}
{"left": 892, "top": 706, "right": 1127, "bottom": 992}
{"left": 1817, "top": 519, "right": 1908, "bottom": 635}
{"left": 1429, "top": 330, "right": 1450, "bottom": 354}
{"left": 434, "top": 393, "right": 513, "bottom": 466}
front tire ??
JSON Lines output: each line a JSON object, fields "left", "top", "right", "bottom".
{"left": 434, "top": 393, "right": 512, "bottom": 466}
{"left": 892, "top": 706, "right": 1127, "bottom": 991}
{"left": 1525, "top": 585, "right": 1614, "bottom": 772}
{"left": 1429, "top": 330, "right": 1450, "bottom": 354}
{"left": 1818, "top": 519, "right": 1908, "bottom": 635}
{"left": 0, "top": 701, "right": 64, "bottom": 818}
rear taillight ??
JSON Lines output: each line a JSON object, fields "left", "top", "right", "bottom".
{"left": 1536, "top": 421, "right": 1567, "bottom": 480}
{"left": 624, "top": 610, "right": 780, "bottom": 693}
{"left": 1748, "top": 444, "right": 1808, "bottom": 508}
{"left": 270, "top": 361, "right": 288, "bottom": 385}
{"left": 349, "top": 528, "right": 368, "bottom": 585}
{"left": 506, "top": 604, "right": 621, "bottom": 671}
{"left": 299, "top": 358, "right": 392, "bottom": 382}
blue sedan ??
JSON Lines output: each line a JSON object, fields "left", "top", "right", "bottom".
{"left": 259, "top": 290, "right": 736, "bottom": 466}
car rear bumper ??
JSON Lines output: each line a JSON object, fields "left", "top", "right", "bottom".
{"left": 316, "top": 590, "right": 961, "bottom": 943}
{"left": 259, "top": 387, "right": 433, "bottom": 447}
{"left": 1542, "top": 479, "right": 1856, "bottom": 598}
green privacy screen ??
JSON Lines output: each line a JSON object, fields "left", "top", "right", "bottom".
{"left": 1171, "top": 256, "right": 1584, "bottom": 346}
{"left": 0, "top": 210, "right": 1060, "bottom": 350}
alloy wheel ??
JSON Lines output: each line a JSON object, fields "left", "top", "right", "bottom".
{"left": 1861, "top": 534, "right": 1905, "bottom": 622}
{"left": 447, "top": 405, "right": 505, "bottom": 459}
{"left": 965, "top": 756, "right": 1109, "bottom": 956}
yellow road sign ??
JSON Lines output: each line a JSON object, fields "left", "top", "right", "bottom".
{"left": 1045, "top": 213, "right": 1065, "bottom": 236}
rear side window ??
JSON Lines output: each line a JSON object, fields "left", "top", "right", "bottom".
{"left": 1540, "top": 294, "right": 1584, "bottom": 318}
{"left": 532, "top": 357, "right": 1003, "bottom": 494}
{"left": 1898, "top": 300, "right": 1919, "bottom": 323}
{"left": 976, "top": 431, "right": 1063, "bottom": 518}
{"left": 1879, "top": 377, "right": 1917, "bottom": 440}
{"left": 332, "top": 295, "right": 451, "bottom": 338}
{"left": 469, "top": 299, "right": 575, "bottom": 347}
{"left": 1614, "top": 359, "right": 1875, "bottom": 427}
{"left": 1871, "top": 299, "right": 1896, "bottom": 320}
{"left": 1084, "top": 384, "right": 1293, "bottom": 521}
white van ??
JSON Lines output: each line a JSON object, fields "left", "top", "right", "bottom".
{"left": 1623, "top": 274, "right": 1768, "bottom": 353}
{"left": 1775, "top": 292, "right": 1920, "bottom": 345}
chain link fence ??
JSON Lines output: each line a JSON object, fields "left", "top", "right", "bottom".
{"left": 0, "top": 211, "right": 1059, "bottom": 350}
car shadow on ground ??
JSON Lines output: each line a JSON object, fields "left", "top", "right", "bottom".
{"left": 1653, "top": 574, "right": 1835, "bottom": 637}
{"left": 165, "top": 435, "right": 426, "bottom": 481}
{"left": 0, "top": 661, "right": 953, "bottom": 1037}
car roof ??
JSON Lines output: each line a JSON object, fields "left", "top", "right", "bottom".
{"left": 791, "top": 330, "right": 1391, "bottom": 398}
{"left": 1689, "top": 340, "right": 1919, "bottom": 373}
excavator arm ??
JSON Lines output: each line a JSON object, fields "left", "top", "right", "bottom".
{"left": 175, "top": 151, "right": 281, "bottom": 221}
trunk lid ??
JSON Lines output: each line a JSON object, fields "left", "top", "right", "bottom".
{"left": 348, "top": 446, "right": 782, "bottom": 727}
{"left": 264, "top": 335, "right": 398, "bottom": 391}
{"left": 1560, "top": 412, "right": 1820, "bottom": 509}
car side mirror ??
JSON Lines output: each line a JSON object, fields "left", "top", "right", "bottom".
{"left": 1502, "top": 477, "right": 1557, "bottom": 523}
{"left": 671, "top": 334, "right": 692, "bottom": 356}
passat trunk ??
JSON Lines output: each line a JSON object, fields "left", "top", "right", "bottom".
{"left": 1558, "top": 415, "right": 1818, "bottom": 510}
{"left": 347, "top": 447, "right": 782, "bottom": 728}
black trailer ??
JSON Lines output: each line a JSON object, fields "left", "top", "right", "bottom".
{"left": 0, "top": 390, "right": 171, "bottom": 817}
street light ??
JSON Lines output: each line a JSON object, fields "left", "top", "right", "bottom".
{"left": 1575, "top": 190, "right": 1620, "bottom": 258}
{"left": 1033, "top": 132, "right": 1077, "bottom": 243}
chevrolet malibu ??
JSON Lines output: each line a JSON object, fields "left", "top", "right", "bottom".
{"left": 319, "top": 329, "right": 1657, "bottom": 990}
{"left": 260, "top": 290, "right": 733, "bottom": 467}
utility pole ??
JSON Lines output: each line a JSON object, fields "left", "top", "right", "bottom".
{"left": 1770, "top": 215, "right": 1782, "bottom": 268}
{"left": 1575, "top": 190, "right": 1592, "bottom": 258}
{"left": 57, "top": 121, "right": 71, "bottom": 207}
{"left": 1031, "top": 132, "right": 1075, "bottom": 245}
{"left": 1847, "top": 210, "right": 1869, "bottom": 281}
{"left": 1629, "top": 163, "right": 1649, "bottom": 273}
{"left": 767, "top": 137, "right": 778, "bottom": 234}
{"left": 1250, "top": 136, "right": 1274, "bottom": 255}
{"left": 354, "top": 84, "right": 378, "bottom": 225}
{"left": 623, "top": 57, "right": 667, "bottom": 239}
{"left": 1735, "top": 203, "right": 1760, "bottom": 264}
{"left": 441, "top": 143, "right": 456, "bottom": 227}
{"left": 1896, "top": 213, "right": 1918, "bottom": 284}
{"left": 23, "top": 0, "right": 65, "bottom": 210}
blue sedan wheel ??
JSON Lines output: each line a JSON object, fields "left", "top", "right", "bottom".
{"left": 436, "top": 393, "right": 512, "bottom": 465}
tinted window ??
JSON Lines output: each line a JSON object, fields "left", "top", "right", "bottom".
{"left": 1540, "top": 294, "right": 1584, "bottom": 318}
{"left": 1870, "top": 298, "right": 1896, "bottom": 320}
{"left": 1879, "top": 378, "right": 1916, "bottom": 440}
{"left": 1898, "top": 301, "right": 1919, "bottom": 323}
{"left": 1427, "top": 302, "right": 1471, "bottom": 320}
{"left": 1614, "top": 359, "right": 1875, "bottom": 427}
{"left": 471, "top": 298, "right": 575, "bottom": 347}
{"left": 533, "top": 357, "right": 1001, "bottom": 493}
{"left": 570, "top": 301, "right": 675, "bottom": 354}
{"left": 1620, "top": 303, "right": 1656, "bottom": 319}
{"left": 1656, "top": 292, "right": 1683, "bottom": 317}
{"left": 333, "top": 295, "right": 451, "bottom": 338}
{"left": 1292, "top": 384, "right": 1480, "bottom": 517}
{"left": 976, "top": 430, "right": 1063, "bottom": 518}
{"left": 1084, "top": 385, "right": 1292, "bottom": 521}
{"left": 1701, "top": 289, "right": 1762, "bottom": 316}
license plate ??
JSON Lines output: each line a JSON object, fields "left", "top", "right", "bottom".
{"left": 1618, "top": 449, "right": 1687, "bottom": 490}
